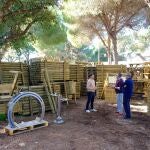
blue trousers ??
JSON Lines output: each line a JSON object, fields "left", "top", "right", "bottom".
{"left": 116, "top": 93, "right": 123, "bottom": 113}
{"left": 123, "top": 95, "right": 131, "bottom": 118}
{"left": 86, "top": 92, "right": 95, "bottom": 110}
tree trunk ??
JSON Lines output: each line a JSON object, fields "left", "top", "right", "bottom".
{"left": 0, "top": 52, "right": 3, "bottom": 62}
{"left": 107, "top": 37, "right": 112, "bottom": 64}
{"left": 106, "top": 47, "right": 112, "bottom": 64}
{"left": 112, "top": 35, "right": 119, "bottom": 64}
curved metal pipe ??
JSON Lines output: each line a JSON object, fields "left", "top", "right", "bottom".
{"left": 7, "top": 92, "right": 45, "bottom": 128}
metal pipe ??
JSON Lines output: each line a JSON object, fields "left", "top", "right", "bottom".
{"left": 7, "top": 92, "right": 45, "bottom": 128}
{"left": 53, "top": 94, "right": 64, "bottom": 124}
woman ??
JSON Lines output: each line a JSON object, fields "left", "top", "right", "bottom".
{"left": 115, "top": 73, "right": 124, "bottom": 115}
{"left": 85, "top": 73, "right": 97, "bottom": 113}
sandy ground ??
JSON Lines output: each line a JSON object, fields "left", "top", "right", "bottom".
{"left": 0, "top": 98, "right": 150, "bottom": 150}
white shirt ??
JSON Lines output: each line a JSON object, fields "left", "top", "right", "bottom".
{"left": 86, "top": 78, "right": 96, "bottom": 92}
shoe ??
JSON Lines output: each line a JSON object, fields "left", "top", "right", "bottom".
{"left": 85, "top": 110, "right": 90, "bottom": 113}
{"left": 90, "top": 109, "right": 97, "bottom": 112}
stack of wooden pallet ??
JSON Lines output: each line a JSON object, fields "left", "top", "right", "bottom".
{"left": 76, "top": 82, "right": 81, "bottom": 98}
{"left": 0, "top": 101, "right": 23, "bottom": 115}
{"left": 69, "top": 64, "right": 84, "bottom": 81}
{"left": 0, "top": 62, "right": 29, "bottom": 85}
{"left": 144, "top": 62, "right": 150, "bottom": 80}
{"left": 20, "top": 85, "right": 51, "bottom": 115}
{"left": 96, "top": 82, "right": 103, "bottom": 99}
{"left": 143, "top": 62, "right": 150, "bottom": 100}
{"left": 30, "top": 60, "right": 70, "bottom": 85}
{"left": 80, "top": 82, "right": 87, "bottom": 96}
{"left": 84, "top": 67, "right": 97, "bottom": 81}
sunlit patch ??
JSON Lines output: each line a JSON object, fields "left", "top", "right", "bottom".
{"left": 131, "top": 105, "right": 148, "bottom": 113}
{"left": 0, "top": 128, "right": 5, "bottom": 134}
{"left": 108, "top": 103, "right": 148, "bottom": 113}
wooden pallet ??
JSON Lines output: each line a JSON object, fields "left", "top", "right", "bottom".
{"left": 5, "top": 120, "right": 48, "bottom": 136}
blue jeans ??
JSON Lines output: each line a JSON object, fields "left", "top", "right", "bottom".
{"left": 116, "top": 93, "right": 123, "bottom": 113}
{"left": 123, "top": 95, "right": 131, "bottom": 118}
{"left": 86, "top": 92, "right": 95, "bottom": 110}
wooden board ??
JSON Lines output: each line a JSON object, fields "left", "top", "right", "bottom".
{"left": 5, "top": 120, "right": 48, "bottom": 136}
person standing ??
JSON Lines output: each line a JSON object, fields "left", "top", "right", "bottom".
{"left": 123, "top": 73, "right": 134, "bottom": 119}
{"left": 115, "top": 73, "right": 124, "bottom": 115}
{"left": 85, "top": 73, "right": 97, "bottom": 113}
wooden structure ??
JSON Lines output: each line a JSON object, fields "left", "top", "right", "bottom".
{"left": 96, "top": 65, "right": 126, "bottom": 99}
{"left": 5, "top": 120, "right": 48, "bottom": 136}
{"left": 64, "top": 81, "right": 77, "bottom": 104}
{"left": 1, "top": 60, "right": 149, "bottom": 116}
{"left": 0, "top": 62, "right": 28, "bottom": 85}
{"left": 69, "top": 64, "right": 84, "bottom": 81}
{"left": 0, "top": 71, "right": 21, "bottom": 114}
{"left": 103, "top": 73, "right": 126, "bottom": 103}
{"left": 30, "top": 59, "right": 70, "bottom": 85}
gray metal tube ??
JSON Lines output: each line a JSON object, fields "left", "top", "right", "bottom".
{"left": 7, "top": 92, "right": 45, "bottom": 128}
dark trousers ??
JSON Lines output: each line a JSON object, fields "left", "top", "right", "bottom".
{"left": 123, "top": 95, "right": 131, "bottom": 118}
{"left": 86, "top": 92, "right": 95, "bottom": 110}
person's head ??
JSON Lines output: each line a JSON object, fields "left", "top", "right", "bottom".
{"left": 117, "top": 73, "right": 122, "bottom": 79}
{"left": 88, "top": 73, "right": 94, "bottom": 79}
{"left": 126, "top": 73, "right": 131, "bottom": 79}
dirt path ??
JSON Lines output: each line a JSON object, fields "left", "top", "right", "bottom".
{"left": 0, "top": 98, "right": 150, "bottom": 150}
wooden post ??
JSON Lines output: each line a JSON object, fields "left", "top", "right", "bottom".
{"left": 20, "top": 63, "right": 25, "bottom": 85}
{"left": 147, "top": 82, "right": 150, "bottom": 115}
{"left": 44, "top": 69, "right": 56, "bottom": 112}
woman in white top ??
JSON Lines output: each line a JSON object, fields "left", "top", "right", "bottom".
{"left": 85, "top": 73, "right": 97, "bottom": 113}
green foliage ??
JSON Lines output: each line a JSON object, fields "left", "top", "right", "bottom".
{"left": 79, "top": 45, "right": 108, "bottom": 62}
{"left": 118, "top": 28, "right": 150, "bottom": 53}
{"left": 0, "top": 0, "right": 68, "bottom": 60}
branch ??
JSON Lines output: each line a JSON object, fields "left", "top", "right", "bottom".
{"left": 117, "top": 5, "right": 148, "bottom": 33}
{"left": 90, "top": 24, "right": 109, "bottom": 50}
{"left": 2, "top": 0, "right": 16, "bottom": 11}
{"left": 2, "top": 7, "right": 42, "bottom": 21}
{"left": 1, "top": 20, "right": 36, "bottom": 45}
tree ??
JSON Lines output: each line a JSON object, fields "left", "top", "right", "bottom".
{"left": 118, "top": 27, "right": 150, "bottom": 54}
{"left": 0, "top": 0, "right": 59, "bottom": 61}
{"left": 63, "top": 0, "right": 148, "bottom": 64}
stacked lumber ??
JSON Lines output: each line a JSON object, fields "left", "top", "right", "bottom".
{"left": 80, "top": 82, "right": 87, "bottom": 96}
{"left": 69, "top": 64, "right": 84, "bottom": 81}
{"left": 96, "top": 82, "right": 103, "bottom": 99}
{"left": 30, "top": 60, "right": 70, "bottom": 85}
{"left": 147, "top": 82, "right": 150, "bottom": 115}
{"left": 0, "top": 102, "right": 22, "bottom": 114}
{"left": 84, "top": 67, "right": 97, "bottom": 81}
{"left": 20, "top": 85, "right": 51, "bottom": 115}
{"left": 0, "top": 103, "right": 7, "bottom": 114}
{"left": 76, "top": 82, "right": 81, "bottom": 99}
{"left": 129, "top": 63, "right": 144, "bottom": 80}
{"left": 144, "top": 62, "right": 150, "bottom": 80}
{"left": 0, "top": 62, "right": 29, "bottom": 85}
{"left": 97, "top": 65, "right": 127, "bottom": 82}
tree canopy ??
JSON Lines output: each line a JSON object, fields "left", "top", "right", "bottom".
{"left": 0, "top": 0, "right": 67, "bottom": 61}
{"left": 63, "top": 0, "right": 148, "bottom": 64}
